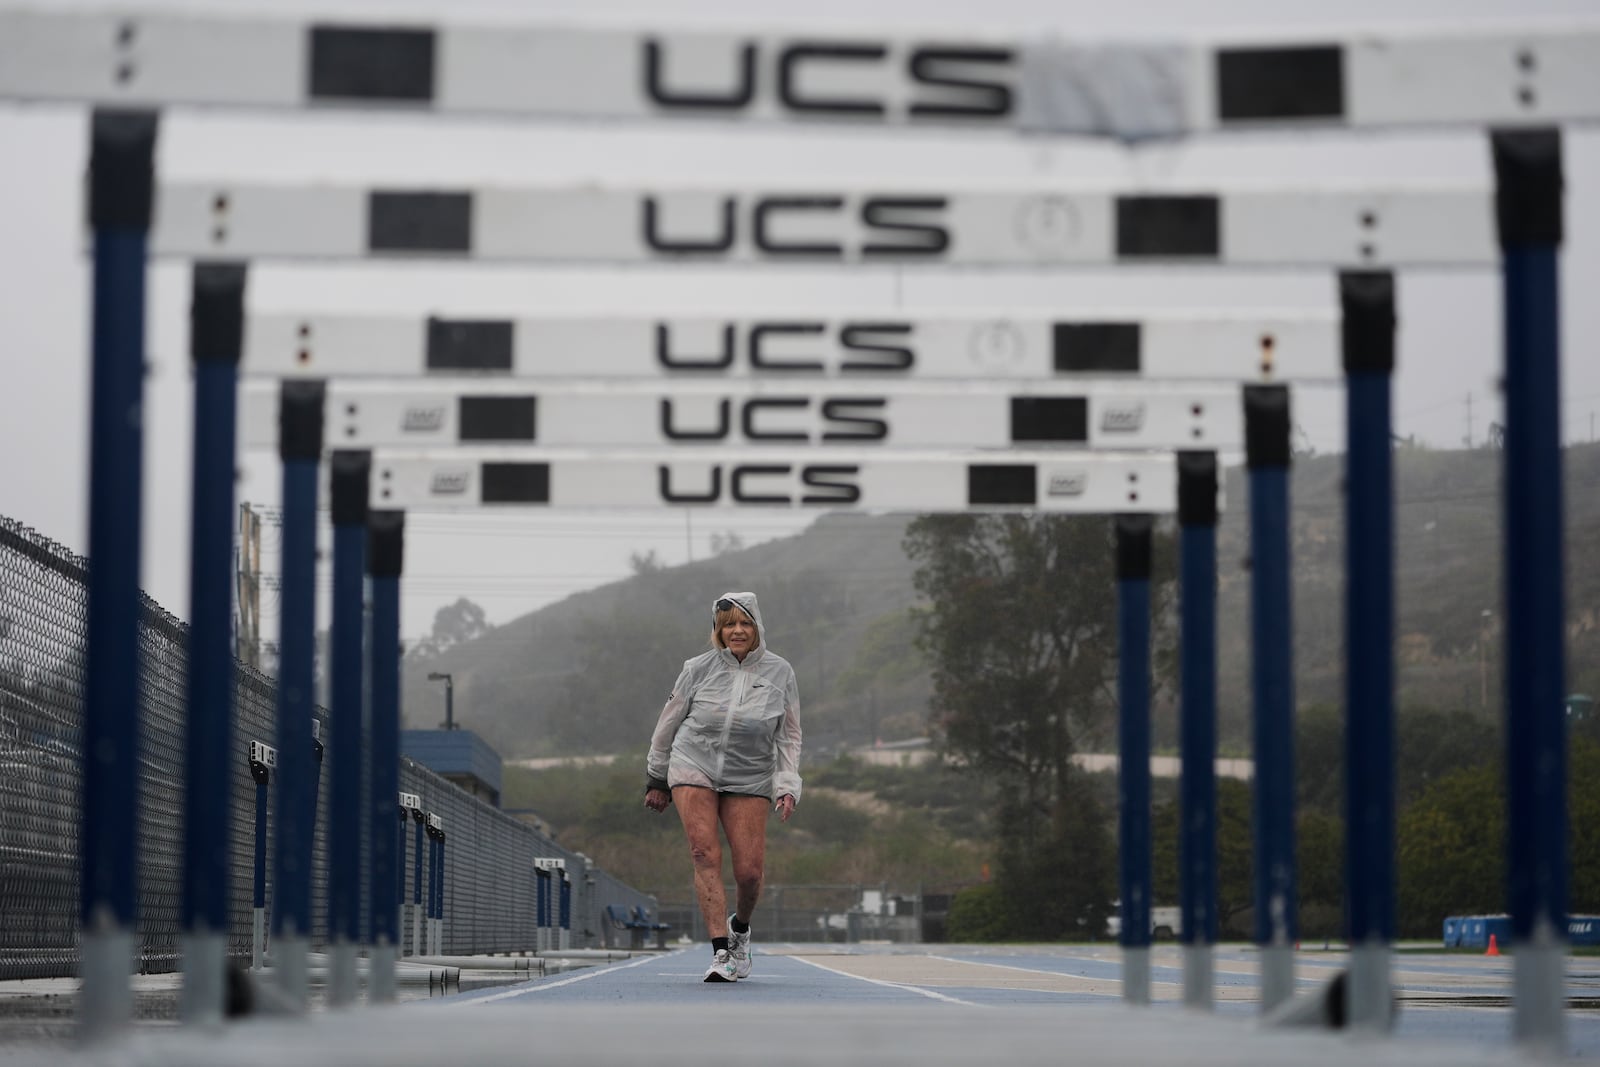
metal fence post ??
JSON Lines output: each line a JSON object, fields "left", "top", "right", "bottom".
{"left": 1116, "top": 514, "right": 1154, "bottom": 1006}
{"left": 1493, "top": 127, "right": 1568, "bottom": 1054}
{"left": 438, "top": 828, "right": 449, "bottom": 954}
{"left": 78, "top": 108, "right": 157, "bottom": 1045}
{"left": 1244, "top": 384, "right": 1297, "bottom": 1013}
{"left": 559, "top": 870, "right": 571, "bottom": 950}
{"left": 1178, "top": 451, "right": 1219, "bottom": 1009}
{"left": 414, "top": 812, "right": 426, "bottom": 956}
{"left": 248, "top": 743, "right": 274, "bottom": 971}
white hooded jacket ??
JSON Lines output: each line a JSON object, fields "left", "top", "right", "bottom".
{"left": 646, "top": 591, "right": 802, "bottom": 803}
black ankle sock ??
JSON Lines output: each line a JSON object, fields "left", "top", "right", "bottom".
{"left": 712, "top": 937, "right": 730, "bottom": 953}
{"left": 730, "top": 916, "right": 749, "bottom": 934}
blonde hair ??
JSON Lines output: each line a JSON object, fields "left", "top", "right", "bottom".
{"left": 710, "top": 603, "right": 759, "bottom": 651}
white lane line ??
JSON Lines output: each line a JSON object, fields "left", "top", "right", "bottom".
{"left": 786, "top": 954, "right": 983, "bottom": 1007}
{"left": 451, "top": 952, "right": 676, "bottom": 1005}
{"left": 926, "top": 954, "right": 1123, "bottom": 987}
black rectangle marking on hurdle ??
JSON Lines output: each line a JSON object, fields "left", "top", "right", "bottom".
{"left": 368, "top": 192, "right": 472, "bottom": 253}
{"left": 481, "top": 462, "right": 550, "bottom": 504}
{"left": 1010, "top": 397, "right": 1088, "bottom": 442}
{"left": 1215, "top": 45, "right": 1344, "bottom": 122}
{"left": 426, "top": 319, "right": 514, "bottom": 371}
{"left": 459, "top": 396, "right": 536, "bottom": 441}
{"left": 1115, "top": 197, "right": 1221, "bottom": 258}
{"left": 1052, "top": 323, "right": 1141, "bottom": 372}
{"left": 968, "top": 464, "right": 1037, "bottom": 506}
{"left": 309, "top": 26, "right": 437, "bottom": 102}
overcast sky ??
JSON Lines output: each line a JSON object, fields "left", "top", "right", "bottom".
{"left": 1, "top": 0, "right": 1596, "bottom": 640}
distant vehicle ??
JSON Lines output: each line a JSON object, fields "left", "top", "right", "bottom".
{"left": 1105, "top": 905, "right": 1182, "bottom": 941}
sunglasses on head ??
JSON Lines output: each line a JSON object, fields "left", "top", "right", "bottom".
{"left": 716, "top": 598, "right": 745, "bottom": 615}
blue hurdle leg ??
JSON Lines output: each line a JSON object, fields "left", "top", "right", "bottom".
{"left": 1178, "top": 452, "right": 1219, "bottom": 1010}
{"left": 1341, "top": 271, "right": 1398, "bottom": 1030}
{"left": 1244, "top": 385, "right": 1297, "bottom": 1013}
{"left": 1493, "top": 127, "right": 1568, "bottom": 1055}
{"left": 79, "top": 109, "right": 156, "bottom": 1045}
{"left": 1116, "top": 515, "right": 1154, "bottom": 1005}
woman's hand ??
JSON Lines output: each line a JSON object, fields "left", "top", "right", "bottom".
{"left": 775, "top": 794, "right": 796, "bottom": 822}
{"left": 644, "top": 788, "right": 671, "bottom": 813}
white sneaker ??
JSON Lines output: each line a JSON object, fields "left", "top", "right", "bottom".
{"left": 703, "top": 948, "right": 738, "bottom": 983}
{"left": 727, "top": 915, "right": 752, "bottom": 979}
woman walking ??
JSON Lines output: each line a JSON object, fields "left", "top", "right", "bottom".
{"left": 644, "top": 591, "right": 802, "bottom": 982}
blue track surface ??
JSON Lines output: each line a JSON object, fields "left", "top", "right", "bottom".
{"left": 424, "top": 945, "right": 1600, "bottom": 1057}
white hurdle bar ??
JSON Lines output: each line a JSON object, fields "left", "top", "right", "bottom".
{"left": 2, "top": 11, "right": 1597, "bottom": 136}
{"left": 240, "top": 380, "right": 1247, "bottom": 453}
{"left": 243, "top": 311, "right": 1340, "bottom": 383}
{"left": 329, "top": 448, "right": 1183, "bottom": 514}
{"left": 150, "top": 182, "right": 1494, "bottom": 268}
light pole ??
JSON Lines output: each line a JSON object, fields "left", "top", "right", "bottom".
{"left": 427, "top": 672, "right": 454, "bottom": 730}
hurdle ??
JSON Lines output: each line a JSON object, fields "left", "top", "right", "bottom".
{"left": 2, "top": 11, "right": 1597, "bottom": 138}
{"left": 240, "top": 310, "right": 1339, "bottom": 382}
{"left": 237, "top": 380, "right": 1249, "bottom": 453}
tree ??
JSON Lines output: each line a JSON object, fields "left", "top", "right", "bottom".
{"left": 709, "top": 531, "right": 746, "bottom": 557}
{"left": 904, "top": 514, "right": 1176, "bottom": 938}
{"left": 1396, "top": 706, "right": 1498, "bottom": 807}
{"left": 629, "top": 549, "right": 665, "bottom": 576}
{"left": 1152, "top": 778, "right": 1256, "bottom": 938}
{"left": 1396, "top": 763, "right": 1503, "bottom": 937}
{"left": 408, "top": 597, "right": 494, "bottom": 660}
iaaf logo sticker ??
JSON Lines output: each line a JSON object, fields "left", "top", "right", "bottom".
{"left": 430, "top": 470, "right": 472, "bottom": 495}
{"left": 403, "top": 406, "right": 446, "bottom": 432}
{"left": 1100, "top": 404, "right": 1146, "bottom": 433}
{"left": 1047, "top": 471, "right": 1087, "bottom": 497}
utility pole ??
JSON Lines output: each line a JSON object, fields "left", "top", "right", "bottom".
{"left": 1479, "top": 608, "right": 1493, "bottom": 710}
{"left": 1465, "top": 392, "right": 1474, "bottom": 449}
{"left": 235, "top": 502, "right": 262, "bottom": 667}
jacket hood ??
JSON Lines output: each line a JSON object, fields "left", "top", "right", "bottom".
{"left": 714, "top": 590, "right": 766, "bottom": 649}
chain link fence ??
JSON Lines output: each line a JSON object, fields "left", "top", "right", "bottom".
{"left": 0, "top": 515, "right": 655, "bottom": 979}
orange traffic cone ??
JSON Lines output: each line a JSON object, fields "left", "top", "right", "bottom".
{"left": 1485, "top": 934, "right": 1501, "bottom": 957}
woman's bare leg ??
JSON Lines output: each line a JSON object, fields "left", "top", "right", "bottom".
{"left": 674, "top": 786, "right": 728, "bottom": 939}
{"left": 719, "top": 795, "right": 770, "bottom": 923}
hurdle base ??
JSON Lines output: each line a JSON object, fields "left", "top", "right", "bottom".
{"left": 1259, "top": 944, "right": 1294, "bottom": 1014}
{"left": 1182, "top": 944, "right": 1213, "bottom": 1010}
{"left": 1514, "top": 918, "right": 1566, "bottom": 1053}
{"left": 180, "top": 929, "right": 227, "bottom": 1027}
{"left": 369, "top": 941, "right": 398, "bottom": 1004}
{"left": 1348, "top": 940, "right": 1393, "bottom": 1032}
{"left": 274, "top": 934, "right": 310, "bottom": 1012}
{"left": 1121, "top": 946, "right": 1150, "bottom": 1006}
{"left": 329, "top": 940, "right": 359, "bottom": 1008}
{"left": 79, "top": 924, "right": 134, "bottom": 1045}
